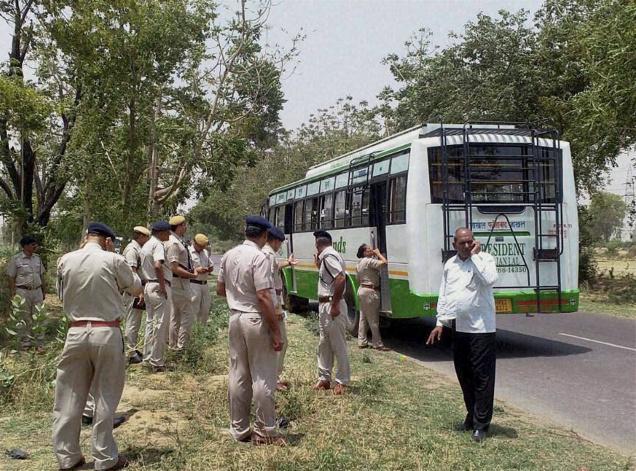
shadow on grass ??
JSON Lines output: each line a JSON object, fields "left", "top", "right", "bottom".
{"left": 488, "top": 423, "right": 519, "bottom": 439}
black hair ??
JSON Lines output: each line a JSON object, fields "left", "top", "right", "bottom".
{"left": 170, "top": 225, "right": 179, "bottom": 232}
{"left": 267, "top": 232, "right": 278, "bottom": 242}
{"left": 19, "top": 236, "right": 37, "bottom": 247}
{"left": 315, "top": 236, "right": 332, "bottom": 248}
{"left": 357, "top": 244, "right": 368, "bottom": 259}
{"left": 245, "top": 225, "right": 267, "bottom": 238}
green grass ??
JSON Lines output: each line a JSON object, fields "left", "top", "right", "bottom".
{"left": 579, "top": 290, "right": 636, "bottom": 319}
{"left": 0, "top": 293, "right": 633, "bottom": 470}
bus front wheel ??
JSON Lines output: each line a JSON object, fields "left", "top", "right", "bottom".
{"left": 282, "top": 287, "right": 309, "bottom": 314}
{"left": 345, "top": 295, "right": 359, "bottom": 337}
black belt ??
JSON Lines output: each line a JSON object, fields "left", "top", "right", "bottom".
{"left": 16, "top": 285, "right": 41, "bottom": 290}
{"left": 191, "top": 280, "right": 207, "bottom": 285}
{"left": 146, "top": 279, "right": 171, "bottom": 286}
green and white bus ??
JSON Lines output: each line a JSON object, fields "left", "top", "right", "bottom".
{"left": 264, "top": 123, "right": 578, "bottom": 332}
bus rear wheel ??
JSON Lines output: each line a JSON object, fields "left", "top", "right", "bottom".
{"left": 282, "top": 287, "right": 309, "bottom": 314}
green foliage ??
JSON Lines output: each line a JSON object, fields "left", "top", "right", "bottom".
{"left": 190, "top": 97, "right": 381, "bottom": 241}
{"left": 587, "top": 192, "right": 627, "bottom": 243}
{"left": 380, "top": 0, "right": 636, "bottom": 192}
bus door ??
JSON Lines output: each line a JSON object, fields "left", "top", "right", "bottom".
{"left": 369, "top": 181, "right": 392, "bottom": 312}
{"left": 284, "top": 203, "right": 297, "bottom": 293}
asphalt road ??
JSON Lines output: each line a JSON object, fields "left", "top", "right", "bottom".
{"left": 381, "top": 312, "right": 636, "bottom": 455}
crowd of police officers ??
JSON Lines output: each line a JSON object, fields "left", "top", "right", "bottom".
{"left": 6, "top": 214, "right": 498, "bottom": 469}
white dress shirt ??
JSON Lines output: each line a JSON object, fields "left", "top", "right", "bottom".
{"left": 435, "top": 252, "right": 498, "bottom": 333}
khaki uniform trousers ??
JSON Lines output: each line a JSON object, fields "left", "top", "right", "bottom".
{"left": 169, "top": 284, "right": 194, "bottom": 350}
{"left": 143, "top": 283, "right": 172, "bottom": 367}
{"left": 123, "top": 292, "right": 144, "bottom": 354}
{"left": 52, "top": 325, "right": 125, "bottom": 470}
{"left": 192, "top": 282, "right": 212, "bottom": 324}
{"left": 357, "top": 287, "right": 384, "bottom": 348}
{"left": 318, "top": 299, "right": 351, "bottom": 385}
{"left": 15, "top": 287, "right": 44, "bottom": 342}
{"left": 228, "top": 311, "right": 278, "bottom": 441}
{"left": 276, "top": 295, "right": 287, "bottom": 378}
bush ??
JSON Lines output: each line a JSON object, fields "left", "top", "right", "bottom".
{"left": 579, "top": 247, "right": 597, "bottom": 282}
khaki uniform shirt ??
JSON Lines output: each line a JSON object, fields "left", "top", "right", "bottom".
{"left": 189, "top": 246, "right": 212, "bottom": 282}
{"left": 122, "top": 240, "right": 142, "bottom": 273}
{"left": 317, "top": 246, "right": 347, "bottom": 297}
{"left": 218, "top": 240, "right": 273, "bottom": 312}
{"left": 6, "top": 251, "right": 44, "bottom": 289}
{"left": 57, "top": 242, "right": 140, "bottom": 322}
{"left": 166, "top": 233, "right": 192, "bottom": 290}
{"left": 140, "top": 236, "right": 172, "bottom": 284}
{"left": 262, "top": 244, "right": 283, "bottom": 291}
{"left": 356, "top": 257, "right": 383, "bottom": 287}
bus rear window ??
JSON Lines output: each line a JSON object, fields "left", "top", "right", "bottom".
{"left": 428, "top": 145, "right": 560, "bottom": 204}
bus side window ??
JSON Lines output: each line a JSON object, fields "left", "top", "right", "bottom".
{"left": 303, "top": 198, "right": 318, "bottom": 231}
{"left": 389, "top": 175, "right": 407, "bottom": 224}
{"left": 320, "top": 193, "right": 334, "bottom": 229}
{"left": 294, "top": 200, "right": 304, "bottom": 232}
{"left": 334, "top": 190, "right": 347, "bottom": 228}
{"left": 351, "top": 187, "right": 369, "bottom": 227}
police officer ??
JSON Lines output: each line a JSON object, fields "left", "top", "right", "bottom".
{"left": 262, "top": 226, "right": 296, "bottom": 391}
{"left": 166, "top": 215, "right": 203, "bottom": 350}
{"left": 313, "top": 230, "right": 350, "bottom": 395}
{"left": 189, "top": 233, "right": 214, "bottom": 324}
{"left": 5, "top": 235, "right": 45, "bottom": 347}
{"left": 122, "top": 226, "right": 151, "bottom": 364}
{"left": 216, "top": 216, "right": 284, "bottom": 446}
{"left": 139, "top": 221, "right": 172, "bottom": 373}
{"left": 53, "top": 222, "right": 141, "bottom": 471}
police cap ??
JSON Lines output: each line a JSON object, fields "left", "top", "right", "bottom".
{"left": 87, "top": 222, "right": 117, "bottom": 240}
{"left": 133, "top": 226, "right": 151, "bottom": 237}
{"left": 313, "top": 230, "right": 332, "bottom": 242}
{"left": 19, "top": 235, "right": 38, "bottom": 247}
{"left": 194, "top": 233, "right": 209, "bottom": 245}
{"left": 169, "top": 215, "right": 186, "bottom": 226}
{"left": 268, "top": 226, "right": 285, "bottom": 242}
{"left": 245, "top": 215, "right": 271, "bottom": 230}
{"left": 151, "top": 220, "right": 171, "bottom": 232}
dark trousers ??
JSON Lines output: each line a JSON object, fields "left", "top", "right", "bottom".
{"left": 452, "top": 330, "right": 496, "bottom": 431}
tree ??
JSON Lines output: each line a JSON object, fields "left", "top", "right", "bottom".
{"left": 0, "top": 0, "right": 79, "bottom": 230}
{"left": 586, "top": 192, "right": 627, "bottom": 243}
{"left": 190, "top": 97, "right": 383, "bottom": 240}
{"left": 379, "top": 0, "right": 636, "bottom": 192}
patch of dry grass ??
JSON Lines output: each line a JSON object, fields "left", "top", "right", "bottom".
{"left": 0, "top": 295, "right": 633, "bottom": 470}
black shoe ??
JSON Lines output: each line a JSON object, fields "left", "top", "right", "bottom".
{"left": 128, "top": 352, "right": 143, "bottom": 364}
{"left": 113, "top": 415, "right": 126, "bottom": 429}
{"left": 472, "top": 429, "right": 487, "bottom": 443}
{"left": 82, "top": 415, "right": 126, "bottom": 428}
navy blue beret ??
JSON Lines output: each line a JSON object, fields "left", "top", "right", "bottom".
{"left": 151, "top": 220, "right": 171, "bottom": 232}
{"left": 245, "top": 215, "right": 272, "bottom": 230}
{"left": 268, "top": 226, "right": 285, "bottom": 241}
{"left": 87, "top": 222, "right": 117, "bottom": 240}
{"left": 313, "top": 230, "right": 332, "bottom": 241}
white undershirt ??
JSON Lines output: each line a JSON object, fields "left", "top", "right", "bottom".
{"left": 436, "top": 252, "right": 498, "bottom": 333}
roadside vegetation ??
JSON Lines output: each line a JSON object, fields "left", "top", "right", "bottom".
{"left": 1, "top": 290, "right": 633, "bottom": 470}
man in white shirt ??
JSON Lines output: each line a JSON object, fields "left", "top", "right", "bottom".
{"left": 427, "top": 227, "right": 498, "bottom": 443}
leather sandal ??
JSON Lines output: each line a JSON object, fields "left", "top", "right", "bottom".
{"left": 104, "top": 455, "right": 129, "bottom": 470}
{"left": 332, "top": 383, "right": 347, "bottom": 395}
{"left": 60, "top": 456, "right": 85, "bottom": 471}
{"left": 312, "top": 380, "right": 330, "bottom": 390}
